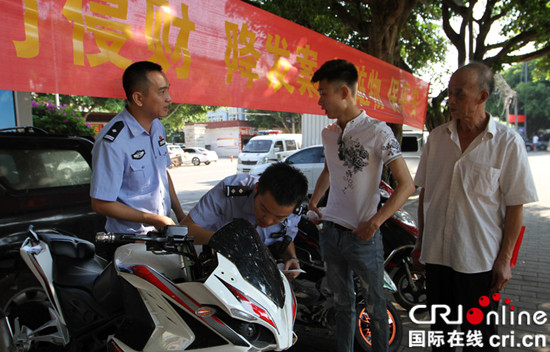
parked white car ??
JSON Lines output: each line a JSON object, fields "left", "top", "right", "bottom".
{"left": 251, "top": 135, "right": 424, "bottom": 195}
{"left": 183, "top": 147, "right": 219, "bottom": 166}
{"left": 167, "top": 144, "right": 190, "bottom": 167}
{"left": 250, "top": 145, "right": 324, "bottom": 195}
{"left": 167, "top": 144, "right": 186, "bottom": 158}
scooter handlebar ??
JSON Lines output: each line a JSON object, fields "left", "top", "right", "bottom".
{"left": 95, "top": 225, "right": 192, "bottom": 246}
{"left": 95, "top": 232, "right": 143, "bottom": 244}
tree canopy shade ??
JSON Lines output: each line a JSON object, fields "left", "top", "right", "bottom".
{"left": 244, "top": 0, "right": 448, "bottom": 72}
{"left": 428, "top": 0, "right": 550, "bottom": 128}
{"left": 247, "top": 0, "right": 550, "bottom": 130}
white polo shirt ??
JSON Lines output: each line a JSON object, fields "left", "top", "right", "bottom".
{"left": 415, "top": 117, "right": 538, "bottom": 273}
{"left": 322, "top": 111, "right": 402, "bottom": 230}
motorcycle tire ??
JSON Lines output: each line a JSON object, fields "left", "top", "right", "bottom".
{"left": 355, "top": 301, "right": 402, "bottom": 352}
{"left": 392, "top": 265, "right": 427, "bottom": 311}
{"left": 3, "top": 273, "right": 65, "bottom": 352}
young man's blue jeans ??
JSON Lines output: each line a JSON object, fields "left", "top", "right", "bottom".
{"left": 320, "top": 221, "right": 388, "bottom": 352}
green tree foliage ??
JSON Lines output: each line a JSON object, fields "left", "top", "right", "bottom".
{"left": 245, "top": 0, "right": 447, "bottom": 71}
{"left": 488, "top": 60, "right": 550, "bottom": 136}
{"left": 32, "top": 100, "right": 95, "bottom": 137}
{"left": 162, "top": 103, "right": 211, "bottom": 141}
{"left": 245, "top": 109, "right": 301, "bottom": 133}
{"left": 429, "top": 0, "right": 550, "bottom": 129}
{"left": 32, "top": 92, "right": 213, "bottom": 141}
{"left": 33, "top": 93, "right": 125, "bottom": 118}
{"left": 532, "top": 56, "right": 550, "bottom": 81}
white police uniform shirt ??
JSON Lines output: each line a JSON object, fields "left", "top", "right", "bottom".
{"left": 90, "top": 107, "right": 171, "bottom": 234}
{"left": 188, "top": 174, "right": 301, "bottom": 246}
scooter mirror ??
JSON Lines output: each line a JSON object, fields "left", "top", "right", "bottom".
{"left": 164, "top": 225, "right": 189, "bottom": 238}
{"left": 27, "top": 225, "right": 40, "bottom": 243}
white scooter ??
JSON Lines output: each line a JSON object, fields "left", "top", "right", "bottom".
{"left": 1, "top": 219, "right": 297, "bottom": 351}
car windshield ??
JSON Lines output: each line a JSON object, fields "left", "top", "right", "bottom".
{"left": 208, "top": 219, "right": 285, "bottom": 308}
{"left": 0, "top": 149, "right": 91, "bottom": 190}
{"left": 242, "top": 140, "right": 272, "bottom": 153}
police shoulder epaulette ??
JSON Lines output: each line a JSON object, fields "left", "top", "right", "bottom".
{"left": 224, "top": 185, "right": 252, "bottom": 197}
{"left": 103, "top": 121, "right": 125, "bottom": 142}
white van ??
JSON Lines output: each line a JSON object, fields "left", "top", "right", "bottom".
{"left": 236, "top": 134, "right": 302, "bottom": 174}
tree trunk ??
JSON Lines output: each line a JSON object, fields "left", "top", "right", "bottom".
{"left": 366, "top": 0, "right": 417, "bottom": 185}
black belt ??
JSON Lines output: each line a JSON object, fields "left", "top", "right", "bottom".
{"left": 331, "top": 222, "right": 353, "bottom": 232}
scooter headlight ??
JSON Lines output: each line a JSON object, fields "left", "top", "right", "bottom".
{"left": 222, "top": 280, "right": 277, "bottom": 331}
{"left": 230, "top": 308, "right": 257, "bottom": 321}
{"left": 392, "top": 209, "right": 418, "bottom": 235}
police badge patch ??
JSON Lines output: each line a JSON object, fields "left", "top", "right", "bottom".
{"left": 158, "top": 136, "right": 166, "bottom": 147}
{"left": 132, "top": 150, "right": 146, "bottom": 159}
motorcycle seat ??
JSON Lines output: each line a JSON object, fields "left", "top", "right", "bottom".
{"left": 53, "top": 256, "right": 104, "bottom": 292}
{"left": 38, "top": 232, "right": 96, "bottom": 260}
{"left": 37, "top": 232, "right": 105, "bottom": 292}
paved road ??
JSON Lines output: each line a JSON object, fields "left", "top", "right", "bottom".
{"left": 169, "top": 159, "right": 237, "bottom": 213}
{"left": 170, "top": 151, "right": 550, "bottom": 352}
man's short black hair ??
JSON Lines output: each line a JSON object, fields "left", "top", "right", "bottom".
{"left": 311, "top": 59, "right": 358, "bottom": 90}
{"left": 257, "top": 162, "right": 308, "bottom": 207}
{"left": 122, "top": 61, "right": 163, "bottom": 102}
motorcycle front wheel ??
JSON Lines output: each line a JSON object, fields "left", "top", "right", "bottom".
{"left": 355, "top": 302, "right": 402, "bottom": 352}
{"left": 392, "top": 265, "right": 427, "bottom": 311}
{"left": 3, "top": 281, "right": 65, "bottom": 352}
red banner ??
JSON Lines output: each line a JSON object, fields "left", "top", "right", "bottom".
{"left": 0, "top": 0, "right": 429, "bottom": 129}
{"left": 508, "top": 114, "right": 526, "bottom": 123}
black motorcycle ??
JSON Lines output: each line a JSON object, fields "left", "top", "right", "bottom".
{"left": 378, "top": 180, "right": 427, "bottom": 311}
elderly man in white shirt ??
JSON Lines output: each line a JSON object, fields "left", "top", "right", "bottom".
{"left": 412, "top": 62, "right": 538, "bottom": 352}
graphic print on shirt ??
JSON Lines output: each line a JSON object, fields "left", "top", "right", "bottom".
{"left": 381, "top": 130, "right": 402, "bottom": 158}
{"left": 338, "top": 135, "right": 369, "bottom": 193}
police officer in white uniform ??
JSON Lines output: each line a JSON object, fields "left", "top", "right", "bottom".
{"left": 90, "top": 61, "right": 185, "bottom": 233}
{"left": 182, "top": 162, "right": 308, "bottom": 278}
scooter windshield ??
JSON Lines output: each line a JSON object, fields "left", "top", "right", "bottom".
{"left": 208, "top": 219, "right": 285, "bottom": 308}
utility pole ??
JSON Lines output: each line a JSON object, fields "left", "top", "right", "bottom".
{"left": 523, "top": 62, "right": 529, "bottom": 138}
{"left": 514, "top": 93, "right": 518, "bottom": 132}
